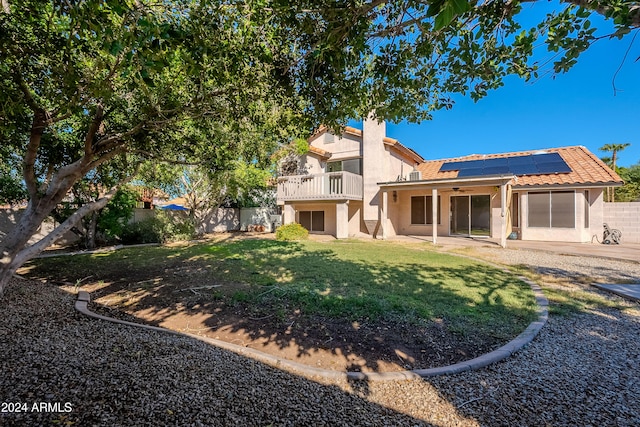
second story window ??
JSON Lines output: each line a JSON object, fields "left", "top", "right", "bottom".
{"left": 327, "top": 159, "right": 362, "bottom": 175}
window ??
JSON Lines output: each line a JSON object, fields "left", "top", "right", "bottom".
{"left": 528, "top": 191, "right": 575, "bottom": 228}
{"left": 511, "top": 193, "right": 519, "bottom": 228}
{"left": 410, "top": 196, "right": 441, "bottom": 225}
{"left": 327, "top": 158, "right": 362, "bottom": 175}
{"left": 584, "top": 190, "right": 590, "bottom": 228}
{"left": 326, "top": 161, "right": 342, "bottom": 172}
{"left": 299, "top": 211, "right": 324, "bottom": 232}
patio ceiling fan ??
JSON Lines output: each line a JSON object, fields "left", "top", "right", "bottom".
{"left": 451, "top": 187, "right": 470, "bottom": 193}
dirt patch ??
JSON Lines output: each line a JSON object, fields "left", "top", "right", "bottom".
{"left": 26, "top": 235, "right": 518, "bottom": 373}
{"left": 77, "top": 277, "right": 505, "bottom": 373}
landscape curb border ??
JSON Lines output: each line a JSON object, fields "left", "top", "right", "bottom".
{"left": 75, "top": 277, "right": 548, "bottom": 381}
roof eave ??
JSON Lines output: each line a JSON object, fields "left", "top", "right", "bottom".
{"left": 512, "top": 181, "right": 624, "bottom": 190}
{"left": 379, "top": 175, "right": 515, "bottom": 188}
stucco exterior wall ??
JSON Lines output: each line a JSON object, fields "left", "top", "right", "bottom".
{"left": 518, "top": 189, "right": 598, "bottom": 243}
{"left": 385, "top": 186, "right": 608, "bottom": 244}
{"left": 298, "top": 154, "right": 323, "bottom": 175}
{"left": 603, "top": 202, "right": 640, "bottom": 243}
{"left": 387, "top": 149, "right": 419, "bottom": 182}
{"left": 389, "top": 187, "right": 500, "bottom": 238}
{"left": 362, "top": 119, "right": 386, "bottom": 226}
{"left": 347, "top": 201, "right": 364, "bottom": 236}
{"left": 308, "top": 132, "right": 362, "bottom": 161}
{"left": 288, "top": 202, "right": 338, "bottom": 236}
{"left": 584, "top": 189, "right": 604, "bottom": 241}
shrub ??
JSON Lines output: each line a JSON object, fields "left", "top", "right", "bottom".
{"left": 120, "top": 217, "right": 164, "bottom": 244}
{"left": 275, "top": 223, "right": 309, "bottom": 241}
{"left": 98, "top": 187, "right": 138, "bottom": 242}
{"left": 120, "top": 211, "right": 196, "bottom": 244}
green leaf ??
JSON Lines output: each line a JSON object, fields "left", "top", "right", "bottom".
{"left": 451, "top": 0, "right": 470, "bottom": 15}
{"left": 434, "top": 4, "right": 456, "bottom": 31}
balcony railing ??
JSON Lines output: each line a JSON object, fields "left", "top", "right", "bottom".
{"left": 277, "top": 171, "right": 363, "bottom": 202}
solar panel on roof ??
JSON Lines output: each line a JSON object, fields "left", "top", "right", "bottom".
{"left": 440, "top": 159, "right": 485, "bottom": 171}
{"left": 438, "top": 152, "right": 572, "bottom": 177}
{"left": 535, "top": 162, "right": 572, "bottom": 173}
{"left": 508, "top": 164, "right": 539, "bottom": 175}
{"left": 439, "top": 162, "right": 463, "bottom": 171}
{"left": 457, "top": 168, "right": 486, "bottom": 177}
{"left": 456, "top": 160, "right": 484, "bottom": 170}
{"left": 487, "top": 157, "right": 509, "bottom": 166}
{"left": 483, "top": 165, "right": 510, "bottom": 174}
{"left": 507, "top": 156, "right": 535, "bottom": 165}
{"left": 532, "top": 152, "right": 564, "bottom": 164}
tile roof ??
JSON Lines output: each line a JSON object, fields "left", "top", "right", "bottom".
{"left": 382, "top": 137, "right": 425, "bottom": 163}
{"left": 309, "top": 125, "right": 424, "bottom": 164}
{"left": 416, "top": 146, "right": 623, "bottom": 187}
{"left": 307, "top": 145, "right": 331, "bottom": 159}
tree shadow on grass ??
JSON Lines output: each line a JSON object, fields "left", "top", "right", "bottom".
{"left": 24, "top": 238, "right": 539, "bottom": 376}
{"left": 2, "top": 278, "right": 461, "bottom": 427}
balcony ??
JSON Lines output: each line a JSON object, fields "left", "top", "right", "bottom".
{"left": 277, "top": 171, "right": 363, "bottom": 203}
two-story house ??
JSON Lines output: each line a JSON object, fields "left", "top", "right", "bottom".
{"left": 277, "top": 119, "right": 424, "bottom": 239}
{"left": 277, "top": 119, "right": 623, "bottom": 246}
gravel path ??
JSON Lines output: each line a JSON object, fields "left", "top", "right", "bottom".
{"left": 2, "top": 248, "right": 639, "bottom": 426}
{"left": 469, "top": 246, "right": 640, "bottom": 283}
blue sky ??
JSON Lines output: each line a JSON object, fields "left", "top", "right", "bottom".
{"left": 355, "top": 4, "right": 640, "bottom": 167}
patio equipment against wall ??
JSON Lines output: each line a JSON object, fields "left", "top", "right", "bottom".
{"left": 602, "top": 223, "right": 622, "bottom": 245}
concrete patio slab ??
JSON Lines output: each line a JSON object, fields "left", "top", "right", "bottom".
{"left": 388, "top": 235, "right": 640, "bottom": 263}
{"left": 593, "top": 283, "right": 640, "bottom": 302}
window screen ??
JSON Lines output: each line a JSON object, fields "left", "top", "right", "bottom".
{"left": 342, "top": 159, "right": 362, "bottom": 175}
{"left": 551, "top": 191, "right": 575, "bottom": 228}
{"left": 299, "top": 211, "right": 311, "bottom": 230}
{"left": 326, "top": 161, "right": 342, "bottom": 172}
{"left": 299, "top": 211, "right": 324, "bottom": 232}
{"left": 411, "top": 196, "right": 440, "bottom": 225}
{"left": 528, "top": 191, "right": 575, "bottom": 228}
{"left": 311, "top": 211, "right": 324, "bottom": 231}
{"left": 411, "top": 196, "right": 425, "bottom": 224}
{"left": 327, "top": 159, "right": 362, "bottom": 175}
{"left": 528, "top": 192, "right": 551, "bottom": 227}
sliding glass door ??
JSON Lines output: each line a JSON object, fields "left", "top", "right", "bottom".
{"left": 450, "top": 195, "right": 491, "bottom": 236}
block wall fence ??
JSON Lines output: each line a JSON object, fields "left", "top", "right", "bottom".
{"left": 603, "top": 202, "right": 640, "bottom": 244}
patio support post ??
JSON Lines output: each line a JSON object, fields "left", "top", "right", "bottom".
{"left": 283, "top": 204, "right": 295, "bottom": 225}
{"left": 380, "top": 190, "right": 388, "bottom": 239}
{"left": 336, "top": 201, "right": 349, "bottom": 239}
{"left": 432, "top": 188, "right": 438, "bottom": 245}
{"left": 500, "top": 184, "right": 507, "bottom": 248}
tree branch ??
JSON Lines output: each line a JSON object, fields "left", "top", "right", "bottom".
{"left": 518, "top": 0, "right": 640, "bottom": 28}
{"left": 85, "top": 105, "right": 104, "bottom": 155}
{"left": 23, "top": 111, "right": 47, "bottom": 199}
{"left": 13, "top": 70, "right": 41, "bottom": 112}
{"left": 11, "top": 175, "right": 135, "bottom": 269}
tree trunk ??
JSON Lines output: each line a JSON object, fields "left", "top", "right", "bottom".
{"left": 0, "top": 200, "right": 61, "bottom": 294}
{"left": 83, "top": 211, "right": 99, "bottom": 250}
{"left": 0, "top": 193, "right": 115, "bottom": 295}
{"left": 611, "top": 151, "right": 617, "bottom": 202}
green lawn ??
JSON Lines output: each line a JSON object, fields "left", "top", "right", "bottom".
{"left": 25, "top": 237, "right": 539, "bottom": 340}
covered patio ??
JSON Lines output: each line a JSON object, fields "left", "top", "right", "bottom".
{"left": 378, "top": 175, "right": 515, "bottom": 247}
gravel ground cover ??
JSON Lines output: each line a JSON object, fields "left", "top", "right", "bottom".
{"left": 1, "top": 247, "right": 639, "bottom": 426}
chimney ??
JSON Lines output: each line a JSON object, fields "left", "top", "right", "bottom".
{"left": 362, "top": 115, "right": 386, "bottom": 233}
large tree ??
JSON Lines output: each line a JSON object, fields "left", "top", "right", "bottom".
{"left": 600, "top": 142, "right": 631, "bottom": 201}
{"left": 0, "top": 1, "right": 303, "bottom": 293}
{"left": 1, "top": 0, "right": 638, "bottom": 294}
{"left": 617, "top": 163, "right": 640, "bottom": 201}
